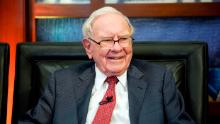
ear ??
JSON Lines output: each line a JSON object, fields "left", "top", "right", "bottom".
{"left": 82, "top": 39, "right": 93, "bottom": 59}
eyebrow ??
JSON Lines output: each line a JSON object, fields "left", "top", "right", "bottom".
{"left": 100, "top": 34, "right": 131, "bottom": 39}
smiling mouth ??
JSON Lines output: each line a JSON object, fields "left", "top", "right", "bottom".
{"left": 108, "top": 56, "right": 124, "bottom": 60}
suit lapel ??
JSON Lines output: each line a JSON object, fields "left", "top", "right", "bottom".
{"left": 74, "top": 64, "right": 96, "bottom": 124}
{"left": 127, "top": 65, "right": 149, "bottom": 124}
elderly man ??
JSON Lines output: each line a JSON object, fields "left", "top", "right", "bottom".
{"left": 19, "top": 6, "right": 195, "bottom": 124}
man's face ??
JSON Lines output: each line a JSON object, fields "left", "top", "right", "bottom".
{"left": 83, "top": 13, "right": 133, "bottom": 76}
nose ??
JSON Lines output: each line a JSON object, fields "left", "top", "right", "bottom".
{"left": 111, "top": 40, "right": 122, "bottom": 51}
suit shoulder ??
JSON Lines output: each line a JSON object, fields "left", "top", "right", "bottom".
{"left": 54, "top": 61, "right": 94, "bottom": 76}
{"left": 131, "top": 59, "right": 167, "bottom": 73}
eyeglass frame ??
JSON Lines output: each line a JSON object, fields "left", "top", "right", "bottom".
{"left": 88, "top": 36, "right": 134, "bottom": 48}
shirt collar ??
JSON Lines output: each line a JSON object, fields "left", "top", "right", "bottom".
{"left": 94, "top": 65, "right": 107, "bottom": 91}
{"left": 94, "top": 65, "right": 127, "bottom": 91}
{"left": 117, "top": 70, "right": 127, "bottom": 89}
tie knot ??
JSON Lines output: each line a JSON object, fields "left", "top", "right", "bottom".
{"left": 105, "top": 76, "right": 118, "bottom": 85}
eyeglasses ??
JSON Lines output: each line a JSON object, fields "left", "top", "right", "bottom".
{"left": 88, "top": 37, "right": 134, "bottom": 48}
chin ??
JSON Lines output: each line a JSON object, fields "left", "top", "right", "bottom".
{"left": 106, "top": 67, "right": 126, "bottom": 76}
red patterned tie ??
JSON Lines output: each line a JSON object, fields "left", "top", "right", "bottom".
{"left": 92, "top": 76, "right": 118, "bottom": 124}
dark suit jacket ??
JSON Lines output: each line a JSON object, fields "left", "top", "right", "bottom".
{"left": 19, "top": 59, "right": 195, "bottom": 124}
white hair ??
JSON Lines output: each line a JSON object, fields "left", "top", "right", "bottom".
{"left": 82, "top": 6, "right": 134, "bottom": 38}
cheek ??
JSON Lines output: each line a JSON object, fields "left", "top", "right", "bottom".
{"left": 124, "top": 46, "right": 132, "bottom": 54}
{"left": 124, "top": 47, "right": 133, "bottom": 60}
{"left": 93, "top": 49, "right": 109, "bottom": 64}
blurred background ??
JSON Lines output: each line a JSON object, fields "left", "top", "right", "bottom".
{"left": 1, "top": 0, "right": 220, "bottom": 124}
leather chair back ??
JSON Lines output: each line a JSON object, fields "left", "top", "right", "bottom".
{"left": 13, "top": 42, "right": 208, "bottom": 124}
{"left": 0, "top": 43, "right": 9, "bottom": 124}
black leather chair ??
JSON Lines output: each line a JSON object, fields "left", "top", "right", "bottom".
{"left": 0, "top": 43, "right": 9, "bottom": 124}
{"left": 12, "top": 42, "right": 208, "bottom": 124}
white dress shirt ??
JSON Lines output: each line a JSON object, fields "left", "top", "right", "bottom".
{"left": 85, "top": 65, "right": 130, "bottom": 124}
